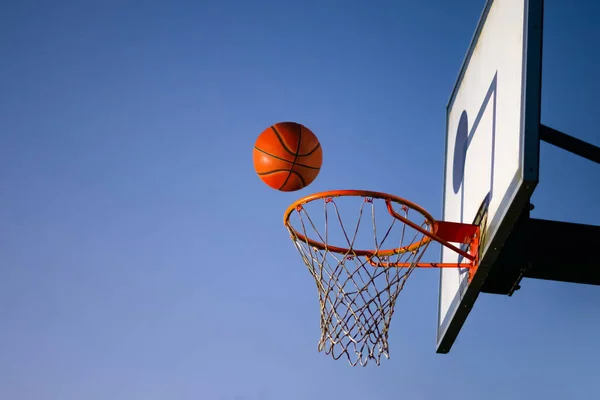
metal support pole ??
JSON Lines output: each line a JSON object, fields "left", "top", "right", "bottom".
{"left": 539, "top": 124, "right": 600, "bottom": 163}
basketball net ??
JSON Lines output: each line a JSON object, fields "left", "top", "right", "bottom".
{"left": 285, "top": 192, "right": 434, "bottom": 366}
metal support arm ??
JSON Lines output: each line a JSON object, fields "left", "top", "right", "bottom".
{"left": 539, "top": 124, "right": 600, "bottom": 164}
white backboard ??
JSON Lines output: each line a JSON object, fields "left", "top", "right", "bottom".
{"left": 437, "top": 0, "right": 543, "bottom": 353}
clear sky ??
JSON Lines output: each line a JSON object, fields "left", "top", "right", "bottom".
{"left": 1, "top": 0, "right": 599, "bottom": 399}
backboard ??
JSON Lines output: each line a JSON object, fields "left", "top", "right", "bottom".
{"left": 437, "top": 0, "right": 544, "bottom": 353}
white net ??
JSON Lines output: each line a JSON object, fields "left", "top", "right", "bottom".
{"left": 286, "top": 194, "right": 434, "bottom": 366}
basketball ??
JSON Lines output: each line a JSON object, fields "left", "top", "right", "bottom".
{"left": 253, "top": 122, "right": 323, "bottom": 192}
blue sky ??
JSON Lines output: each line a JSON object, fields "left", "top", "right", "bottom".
{"left": 1, "top": 0, "right": 599, "bottom": 399}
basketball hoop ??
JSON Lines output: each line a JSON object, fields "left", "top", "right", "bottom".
{"left": 284, "top": 190, "right": 479, "bottom": 366}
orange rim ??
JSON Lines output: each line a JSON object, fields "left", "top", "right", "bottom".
{"left": 283, "top": 190, "right": 437, "bottom": 257}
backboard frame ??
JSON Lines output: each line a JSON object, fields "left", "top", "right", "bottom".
{"left": 436, "top": 0, "right": 544, "bottom": 354}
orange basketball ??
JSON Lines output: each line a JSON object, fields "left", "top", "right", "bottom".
{"left": 253, "top": 122, "right": 323, "bottom": 192}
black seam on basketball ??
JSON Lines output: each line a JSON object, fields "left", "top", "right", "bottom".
{"left": 254, "top": 147, "right": 319, "bottom": 169}
{"left": 254, "top": 147, "right": 294, "bottom": 163}
{"left": 291, "top": 162, "right": 320, "bottom": 170}
{"left": 289, "top": 169, "right": 306, "bottom": 188}
{"left": 297, "top": 142, "right": 321, "bottom": 157}
{"left": 279, "top": 124, "right": 302, "bottom": 190}
{"left": 256, "top": 168, "right": 293, "bottom": 176}
{"left": 258, "top": 170, "right": 305, "bottom": 188}
{"left": 270, "top": 125, "right": 298, "bottom": 156}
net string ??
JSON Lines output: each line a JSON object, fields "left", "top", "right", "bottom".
{"left": 288, "top": 196, "right": 432, "bottom": 366}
